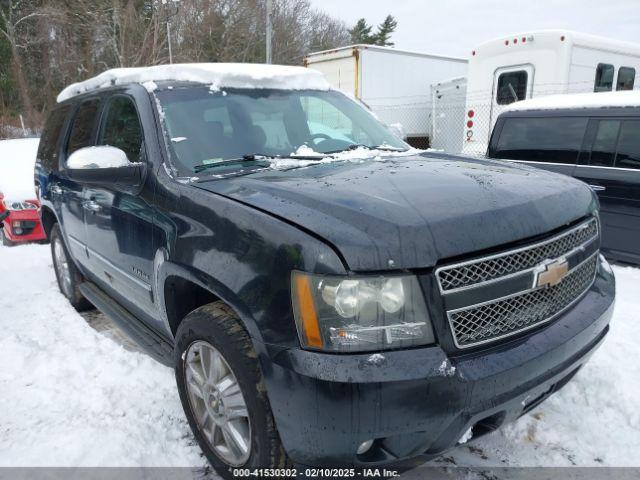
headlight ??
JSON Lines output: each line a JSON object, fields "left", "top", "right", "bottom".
{"left": 291, "top": 272, "right": 435, "bottom": 352}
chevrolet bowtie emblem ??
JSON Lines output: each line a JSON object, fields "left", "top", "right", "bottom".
{"left": 534, "top": 258, "right": 569, "bottom": 289}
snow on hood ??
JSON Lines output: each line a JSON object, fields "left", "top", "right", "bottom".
{"left": 266, "top": 145, "right": 424, "bottom": 170}
{"left": 504, "top": 90, "right": 640, "bottom": 112}
{"left": 57, "top": 63, "right": 330, "bottom": 103}
{"left": 0, "top": 138, "right": 40, "bottom": 203}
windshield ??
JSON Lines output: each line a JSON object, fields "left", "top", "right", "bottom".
{"left": 155, "top": 86, "right": 408, "bottom": 174}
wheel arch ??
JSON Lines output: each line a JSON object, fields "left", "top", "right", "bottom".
{"left": 40, "top": 205, "right": 58, "bottom": 242}
{"left": 157, "top": 260, "right": 264, "bottom": 345}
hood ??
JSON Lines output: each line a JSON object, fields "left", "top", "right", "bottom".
{"left": 194, "top": 153, "right": 596, "bottom": 272}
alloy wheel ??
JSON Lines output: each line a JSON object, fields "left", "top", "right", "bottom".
{"left": 53, "top": 237, "right": 73, "bottom": 297}
{"left": 184, "top": 340, "right": 252, "bottom": 466}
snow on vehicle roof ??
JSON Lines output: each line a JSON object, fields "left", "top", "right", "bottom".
{"left": 57, "top": 63, "right": 330, "bottom": 103}
{"left": 503, "top": 91, "right": 640, "bottom": 113}
{"left": 0, "top": 138, "right": 40, "bottom": 203}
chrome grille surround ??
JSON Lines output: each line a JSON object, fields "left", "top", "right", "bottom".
{"left": 436, "top": 217, "right": 599, "bottom": 293}
{"left": 436, "top": 217, "right": 600, "bottom": 349}
{"left": 448, "top": 254, "right": 597, "bottom": 348}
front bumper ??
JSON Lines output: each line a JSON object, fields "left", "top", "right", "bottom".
{"left": 262, "top": 265, "right": 615, "bottom": 466}
{"left": 2, "top": 212, "right": 46, "bottom": 243}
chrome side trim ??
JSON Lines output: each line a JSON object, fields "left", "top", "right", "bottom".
{"left": 435, "top": 217, "right": 598, "bottom": 294}
{"left": 447, "top": 253, "right": 598, "bottom": 349}
{"left": 87, "top": 246, "right": 152, "bottom": 293}
{"left": 67, "top": 234, "right": 88, "bottom": 259}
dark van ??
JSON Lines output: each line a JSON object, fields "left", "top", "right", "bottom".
{"left": 36, "top": 65, "right": 614, "bottom": 477}
{"left": 488, "top": 93, "right": 640, "bottom": 265}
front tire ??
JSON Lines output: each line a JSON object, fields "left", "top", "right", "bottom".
{"left": 175, "top": 302, "right": 289, "bottom": 479}
{"left": 50, "top": 223, "right": 92, "bottom": 311}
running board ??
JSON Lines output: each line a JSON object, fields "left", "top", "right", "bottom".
{"left": 79, "top": 281, "right": 174, "bottom": 366}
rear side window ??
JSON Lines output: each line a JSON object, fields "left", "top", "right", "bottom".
{"left": 616, "top": 67, "right": 636, "bottom": 91}
{"left": 66, "top": 99, "right": 101, "bottom": 156}
{"left": 494, "top": 117, "right": 588, "bottom": 163}
{"left": 496, "top": 71, "right": 528, "bottom": 105}
{"left": 590, "top": 120, "right": 620, "bottom": 167}
{"left": 594, "top": 64, "right": 614, "bottom": 92}
{"left": 98, "top": 96, "right": 144, "bottom": 162}
{"left": 37, "top": 105, "right": 70, "bottom": 171}
{"left": 615, "top": 120, "right": 640, "bottom": 169}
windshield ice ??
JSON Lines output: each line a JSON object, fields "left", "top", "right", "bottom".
{"left": 155, "top": 86, "right": 408, "bottom": 174}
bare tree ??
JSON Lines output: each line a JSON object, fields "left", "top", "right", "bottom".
{"left": 0, "top": 0, "right": 46, "bottom": 126}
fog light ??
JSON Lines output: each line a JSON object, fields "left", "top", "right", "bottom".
{"left": 357, "top": 439, "right": 374, "bottom": 455}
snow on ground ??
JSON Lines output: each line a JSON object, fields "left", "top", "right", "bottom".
{"left": 0, "top": 138, "right": 40, "bottom": 203}
{"left": 0, "top": 244, "right": 206, "bottom": 468}
{"left": 0, "top": 243, "right": 639, "bottom": 469}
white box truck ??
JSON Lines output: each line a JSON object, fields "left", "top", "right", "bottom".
{"left": 430, "top": 76, "right": 467, "bottom": 153}
{"left": 304, "top": 45, "right": 467, "bottom": 148}
{"left": 462, "top": 30, "right": 640, "bottom": 155}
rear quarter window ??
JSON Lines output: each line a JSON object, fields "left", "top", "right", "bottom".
{"left": 37, "top": 105, "right": 71, "bottom": 171}
{"left": 494, "top": 116, "right": 588, "bottom": 164}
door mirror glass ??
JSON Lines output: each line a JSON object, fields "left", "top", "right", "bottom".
{"left": 67, "top": 146, "right": 130, "bottom": 170}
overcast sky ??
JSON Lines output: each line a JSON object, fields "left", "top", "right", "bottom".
{"left": 310, "top": 0, "right": 640, "bottom": 58}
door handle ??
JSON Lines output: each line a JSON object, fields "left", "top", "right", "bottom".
{"left": 588, "top": 184, "right": 606, "bottom": 192}
{"left": 83, "top": 200, "right": 102, "bottom": 213}
{"left": 51, "top": 185, "right": 63, "bottom": 195}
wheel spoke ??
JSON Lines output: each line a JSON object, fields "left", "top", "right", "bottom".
{"left": 216, "top": 374, "right": 237, "bottom": 395}
{"left": 199, "top": 406, "right": 210, "bottom": 426}
{"left": 187, "top": 376, "right": 205, "bottom": 399}
{"left": 210, "top": 349, "right": 225, "bottom": 383}
{"left": 221, "top": 422, "right": 249, "bottom": 458}
{"left": 187, "top": 357, "right": 206, "bottom": 387}
{"left": 226, "top": 405, "right": 249, "bottom": 420}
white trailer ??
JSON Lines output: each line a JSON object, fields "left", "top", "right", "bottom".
{"left": 430, "top": 76, "right": 467, "bottom": 153}
{"left": 462, "top": 30, "right": 640, "bottom": 155}
{"left": 304, "top": 45, "right": 467, "bottom": 148}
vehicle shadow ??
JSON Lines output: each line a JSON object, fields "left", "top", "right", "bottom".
{"left": 80, "top": 308, "right": 145, "bottom": 354}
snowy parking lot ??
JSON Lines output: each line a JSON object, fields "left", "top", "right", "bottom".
{"left": 0, "top": 243, "right": 639, "bottom": 471}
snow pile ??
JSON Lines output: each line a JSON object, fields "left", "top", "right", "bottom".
{"left": 0, "top": 138, "right": 40, "bottom": 203}
{"left": 57, "top": 63, "right": 330, "bottom": 103}
{"left": 0, "top": 245, "right": 205, "bottom": 467}
{"left": 264, "top": 145, "right": 424, "bottom": 171}
{"left": 504, "top": 90, "right": 640, "bottom": 112}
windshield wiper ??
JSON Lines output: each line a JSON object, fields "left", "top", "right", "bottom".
{"left": 193, "top": 154, "right": 274, "bottom": 173}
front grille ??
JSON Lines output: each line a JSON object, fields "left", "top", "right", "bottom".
{"left": 437, "top": 218, "right": 598, "bottom": 292}
{"left": 449, "top": 255, "right": 597, "bottom": 348}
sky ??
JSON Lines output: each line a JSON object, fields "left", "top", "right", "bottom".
{"left": 310, "top": 0, "right": 640, "bottom": 58}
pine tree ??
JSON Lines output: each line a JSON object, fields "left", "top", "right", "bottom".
{"left": 373, "top": 15, "right": 397, "bottom": 47}
{"left": 349, "top": 18, "right": 374, "bottom": 44}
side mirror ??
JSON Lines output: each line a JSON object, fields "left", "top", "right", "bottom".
{"left": 0, "top": 211, "right": 9, "bottom": 223}
{"left": 66, "top": 146, "right": 145, "bottom": 188}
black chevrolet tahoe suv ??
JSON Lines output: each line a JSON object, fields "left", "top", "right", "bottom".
{"left": 35, "top": 64, "right": 615, "bottom": 477}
